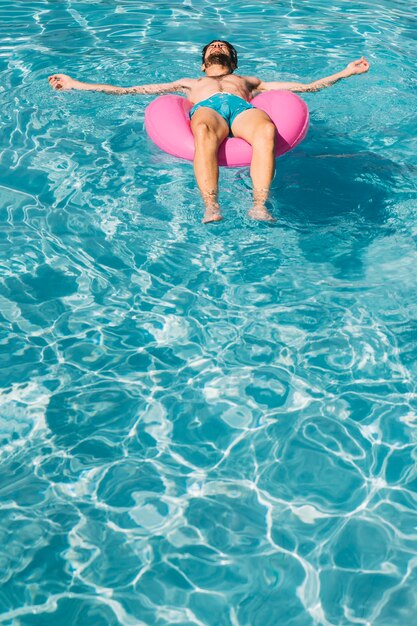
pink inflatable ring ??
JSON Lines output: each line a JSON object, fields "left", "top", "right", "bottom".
{"left": 145, "top": 91, "right": 309, "bottom": 168}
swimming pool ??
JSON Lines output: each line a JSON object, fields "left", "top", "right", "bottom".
{"left": 1, "top": 0, "right": 417, "bottom": 624}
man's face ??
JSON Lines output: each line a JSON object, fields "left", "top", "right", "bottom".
{"left": 203, "top": 41, "right": 233, "bottom": 71}
{"left": 204, "top": 41, "right": 230, "bottom": 60}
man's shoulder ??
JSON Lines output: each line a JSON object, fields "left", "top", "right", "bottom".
{"left": 240, "top": 75, "right": 261, "bottom": 85}
{"left": 178, "top": 77, "right": 199, "bottom": 86}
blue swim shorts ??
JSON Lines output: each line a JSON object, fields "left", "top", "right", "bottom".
{"left": 189, "top": 93, "right": 255, "bottom": 135}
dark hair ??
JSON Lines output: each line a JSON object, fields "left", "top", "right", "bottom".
{"left": 201, "top": 40, "right": 238, "bottom": 70}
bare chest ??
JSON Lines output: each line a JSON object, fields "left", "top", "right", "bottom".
{"left": 189, "top": 75, "right": 251, "bottom": 103}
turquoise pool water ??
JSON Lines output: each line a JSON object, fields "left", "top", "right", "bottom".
{"left": 1, "top": 0, "right": 417, "bottom": 624}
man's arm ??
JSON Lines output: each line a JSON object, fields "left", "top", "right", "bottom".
{"left": 250, "top": 57, "right": 370, "bottom": 94}
{"left": 48, "top": 74, "right": 194, "bottom": 95}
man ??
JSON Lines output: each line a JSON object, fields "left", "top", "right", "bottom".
{"left": 49, "top": 40, "right": 370, "bottom": 224}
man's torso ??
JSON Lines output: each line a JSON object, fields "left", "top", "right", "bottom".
{"left": 184, "top": 74, "right": 259, "bottom": 104}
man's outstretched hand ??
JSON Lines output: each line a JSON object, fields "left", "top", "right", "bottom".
{"left": 48, "top": 74, "right": 77, "bottom": 90}
{"left": 345, "top": 57, "right": 370, "bottom": 76}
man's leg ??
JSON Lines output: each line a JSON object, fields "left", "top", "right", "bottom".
{"left": 231, "top": 109, "right": 276, "bottom": 220}
{"left": 190, "top": 107, "right": 229, "bottom": 223}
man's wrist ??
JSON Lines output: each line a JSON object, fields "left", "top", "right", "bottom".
{"left": 71, "top": 79, "right": 85, "bottom": 90}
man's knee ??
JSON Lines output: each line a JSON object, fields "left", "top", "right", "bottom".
{"left": 192, "top": 121, "right": 220, "bottom": 143}
{"left": 256, "top": 120, "right": 276, "bottom": 145}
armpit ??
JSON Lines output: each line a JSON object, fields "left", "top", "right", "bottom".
{"left": 178, "top": 78, "right": 196, "bottom": 92}
{"left": 244, "top": 75, "right": 262, "bottom": 90}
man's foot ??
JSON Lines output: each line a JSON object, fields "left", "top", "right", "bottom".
{"left": 248, "top": 205, "right": 276, "bottom": 222}
{"left": 202, "top": 207, "right": 223, "bottom": 224}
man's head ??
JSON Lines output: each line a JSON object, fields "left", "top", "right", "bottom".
{"left": 201, "top": 40, "right": 238, "bottom": 73}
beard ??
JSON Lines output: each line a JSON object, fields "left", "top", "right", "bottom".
{"left": 204, "top": 52, "right": 233, "bottom": 71}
